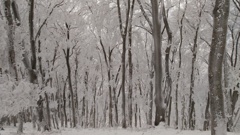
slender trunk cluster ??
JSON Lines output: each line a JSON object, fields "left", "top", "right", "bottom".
{"left": 117, "top": 0, "right": 134, "bottom": 128}
{"left": 63, "top": 23, "right": 76, "bottom": 127}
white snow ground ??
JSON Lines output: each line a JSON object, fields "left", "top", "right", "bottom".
{"left": 0, "top": 123, "right": 239, "bottom": 135}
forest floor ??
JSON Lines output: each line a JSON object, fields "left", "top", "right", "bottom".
{"left": 0, "top": 123, "right": 239, "bottom": 135}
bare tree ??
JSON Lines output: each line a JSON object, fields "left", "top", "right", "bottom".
{"left": 162, "top": 2, "right": 173, "bottom": 126}
{"left": 208, "top": 0, "right": 230, "bottom": 135}
{"left": 98, "top": 37, "right": 114, "bottom": 127}
{"left": 63, "top": 23, "right": 76, "bottom": 128}
{"left": 128, "top": 0, "right": 135, "bottom": 127}
{"left": 188, "top": 1, "right": 205, "bottom": 130}
{"left": 151, "top": 0, "right": 165, "bottom": 125}
{"left": 117, "top": 0, "right": 133, "bottom": 128}
{"left": 175, "top": 0, "right": 187, "bottom": 129}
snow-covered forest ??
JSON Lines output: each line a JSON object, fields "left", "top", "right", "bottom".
{"left": 0, "top": 0, "right": 239, "bottom": 135}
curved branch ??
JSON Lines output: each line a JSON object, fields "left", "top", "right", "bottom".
{"left": 34, "top": 0, "right": 64, "bottom": 41}
{"left": 137, "top": 0, "right": 153, "bottom": 31}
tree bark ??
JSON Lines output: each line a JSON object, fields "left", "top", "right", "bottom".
{"left": 44, "top": 92, "right": 51, "bottom": 130}
{"left": 128, "top": 0, "right": 135, "bottom": 128}
{"left": 17, "top": 112, "right": 24, "bottom": 134}
{"left": 188, "top": 3, "right": 204, "bottom": 129}
{"left": 11, "top": 0, "right": 21, "bottom": 26}
{"left": 117, "top": 0, "right": 132, "bottom": 128}
{"left": 175, "top": 1, "right": 187, "bottom": 128}
{"left": 29, "top": 0, "right": 37, "bottom": 84}
{"left": 148, "top": 72, "right": 154, "bottom": 125}
{"left": 4, "top": 0, "right": 18, "bottom": 81}
{"left": 209, "top": 0, "right": 229, "bottom": 135}
{"left": 203, "top": 93, "right": 210, "bottom": 131}
{"left": 99, "top": 38, "right": 113, "bottom": 127}
{"left": 63, "top": 48, "right": 76, "bottom": 128}
{"left": 162, "top": 2, "right": 173, "bottom": 126}
{"left": 63, "top": 78, "right": 68, "bottom": 127}
{"left": 151, "top": 0, "right": 165, "bottom": 126}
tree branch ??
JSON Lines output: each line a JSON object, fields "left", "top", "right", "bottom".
{"left": 34, "top": 0, "right": 64, "bottom": 41}
{"left": 137, "top": 0, "right": 153, "bottom": 31}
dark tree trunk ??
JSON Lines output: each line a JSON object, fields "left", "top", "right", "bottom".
{"left": 116, "top": 0, "right": 132, "bottom": 128}
{"left": 45, "top": 92, "right": 51, "bottom": 130}
{"left": 208, "top": 0, "right": 229, "bottom": 135}
{"left": 63, "top": 78, "right": 68, "bottom": 127}
{"left": 29, "top": 0, "right": 37, "bottom": 84}
{"left": 4, "top": 0, "right": 18, "bottom": 82}
{"left": 63, "top": 48, "right": 76, "bottom": 128}
{"left": 151, "top": 0, "right": 165, "bottom": 125}
{"left": 162, "top": 2, "right": 173, "bottom": 126}
{"left": 203, "top": 93, "right": 210, "bottom": 131}
{"left": 135, "top": 103, "right": 138, "bottom": 127}
{"left": 128, "top": 0, "right": 135, "bottom": 127}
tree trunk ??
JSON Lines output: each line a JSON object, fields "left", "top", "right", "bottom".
{"left": 135, "top": 103, "right": 138, "bottom": 127}
{"left": 63, "top": 78, "right": 68, "bottom": 127}
{"left": 17, "top": 112, "right": 24, "bottom": 134}
{"left": 116, "top": 0, "right": 132, "bottom": 128}
{"left": 151, "top": 0, "right": 165, "bottom": 126}
{"left": 113, "top": 86, "right": 119, "bottom": 126}
{"left": 45, "top": 92, "right": 51, "bottom": 130}
{"left": 11, "top": 0, "right": 21, "bottom": 26}
{"left": 86, "top": 100, "right": 89, "bottom": 127}
{"left": 112, "top": 65, "right": 121, "bottom": 126}
{"left": 162, "top": 2, "right": 173, "bottom": 126}
{"left": 93, "top": 79, "right": 97, "bottom": 128}
{"left": 4, "top": 0, "right": 20, "bottom": 132}
{"left": 107, "top": 70, "right": 113, "bottom": 127}
{"left": 209, "top": 0, "right": 229, "bottom": 135}
{"left": 74, "top": 54, "right": 79, "bottom": 125}
{"left": 99, "top": 37, "right": 114, "bottom": 127}
{"left": 82, "top": 70, "right": 88, "bottom": 127}
{"left": 188, "top": 4, "right": 204, "bottom": 129}
{"left": 139, "top": 108, "right": 142, "bottom": 127}
{"left": 4, "top": 0, "right": 18, "bottom": 82}
{"left": 128, "top": 0, "right": 135, "bottom": 128}
{"left": 203, "top": 93, "right": 210, "bottom": 131}
{"left": 29, "top": 0, "right": 37, "bottom": 84}
{"left": 82, "top": 96, "right": 85, "bottom": 127}
{"left": 148, "top": 73, "right": 153, "bottom": 125}
{"left": 63, "top": 48, "right": 76, "bottom": 128}
{"left": 175, "top": 1, "right": 187, "bottom": 128}
{"left": 55, "top": 110, "right": 59, "bottom": 129}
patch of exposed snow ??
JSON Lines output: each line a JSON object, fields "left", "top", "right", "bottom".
{"left": 0, "top": 123, "right": 239, "bottom": 135}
